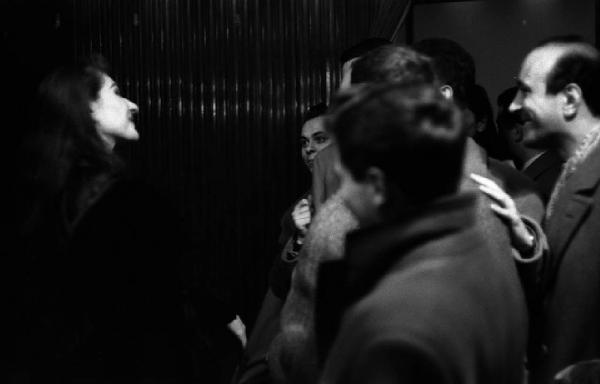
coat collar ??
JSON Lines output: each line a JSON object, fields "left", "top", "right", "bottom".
{"left": 462, "top": 137, "right": 489, "bottom": 180}
{"left": 342, "top": 192, "right": 478, "bottom": 297}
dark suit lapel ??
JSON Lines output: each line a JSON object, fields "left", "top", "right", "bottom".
{"left": 523, "top": 151, "right": 563, "bottom": 180}
{"left": 546, "top": 193, "right": 592, "bottom": 266}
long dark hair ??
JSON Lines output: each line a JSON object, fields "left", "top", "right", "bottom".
{"left": 20, "top": 54, "right": 123, "bottom": 235}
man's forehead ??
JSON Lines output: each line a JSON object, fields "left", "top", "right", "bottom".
{"left": 520, "top": 45, "right": 565, "bottom": 82}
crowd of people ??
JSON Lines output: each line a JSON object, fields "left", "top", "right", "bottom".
{"left": 6, "top": 31, "right": 600, "bottom": 384}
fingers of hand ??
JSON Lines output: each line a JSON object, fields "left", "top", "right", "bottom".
{"left": 478, "top": 184, "right": 509, "bottom": 207}
{"left": 470, "top": 173, "right": 499, "bottom": 189}
{"left": 295, "top": 216, "right": 311, "bottom": 228}
{"left": 293, "top": 208, "right": 311, "bottom": 221}
{"left": 490, "top": 203, "right": 512, "bottom": 220}
{"left": 296, "top": 199, "right": 309, "bottom": 209}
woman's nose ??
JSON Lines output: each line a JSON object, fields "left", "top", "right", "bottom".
{"left": 127, "top": 99, "right": 139, "bottom": 114}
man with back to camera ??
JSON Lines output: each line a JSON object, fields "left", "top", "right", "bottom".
{"left": 269, "top": 45, "right": 439, "bottom": 384}
{"left": 479, "top": 37, "right": 600, "bottom": 384}
{"left": 411, "top": 39, "right": 548, "bottom": 292}
{"left": 496, "top": 86, "right": 564, "bottom": 203}
{"left": 316, "top": 82, "right": 528, "bottom": 384}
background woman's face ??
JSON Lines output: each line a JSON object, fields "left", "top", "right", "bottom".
{"left": 300, "top": 116, "right": 331, "bottom": 171}
{"left": 91, "top": 74, "right": 139, "bottom": 149}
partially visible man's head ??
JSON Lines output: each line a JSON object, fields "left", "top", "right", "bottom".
{"left": 327, "top": 83, "right": 465, "bottom": 225}
{"left": 496, "top": 86, "right": 538, "bottom": 165}
{"left": 497, "top": 87, "right": 522, "bottom": 138}
{"left": 350, "top": 44, "right": 436, "bottom": 87}
{"left": 510, "top": 37, "right": 600, "bottom": 149}
{"left": 300, "top": 102, "right": 330, "bottom": 171}
{"left": 339, "top": 37, "right": 392, "bottom": 90}
{"left": 413, "top": 38, "right": 476, "bottom": 108}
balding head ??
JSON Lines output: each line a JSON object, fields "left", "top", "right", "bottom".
{"left": 534, "top": 41, "right": 600, "bottom": 115}
{"left": 510, "top": 40, "right": 600, "bottom": 153}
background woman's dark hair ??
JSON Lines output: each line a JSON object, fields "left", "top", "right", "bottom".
{"left": 304, "top": 102, "right": 328, "bottom": 122}
{"left": 19, "top": 54, "right": 122, "bottom": 233}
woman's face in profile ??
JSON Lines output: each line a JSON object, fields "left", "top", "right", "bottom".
{"left": 91, "top": 74, "right": 139, "bottom": 149}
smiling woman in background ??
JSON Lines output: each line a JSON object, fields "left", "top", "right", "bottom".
{"left": 12, "top": 55, "right": 203, "bottom": 383}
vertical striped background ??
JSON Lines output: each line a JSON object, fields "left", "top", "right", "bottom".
{"left": 3, "top": 0, "right": 402, "bottom": 324}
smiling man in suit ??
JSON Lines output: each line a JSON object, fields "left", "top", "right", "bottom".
{"left": 485, "top": 37, "right": 600, "bottom": 384}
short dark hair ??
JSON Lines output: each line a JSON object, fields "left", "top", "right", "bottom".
{"left": 304, "top": 102, "right": 328, "bottom": 122}
{"left": 340, "top": 37, "right": 392, "bottom": 65}
{"left": 413, "top": 38, "right": 475, "bottom": 107}
{"left": 350, "top": 45, "right": 436, "bottom": 87}
{"left": 538, "top": 41, "right": 600, "bottom": 117}
{"left": 497, "top": 86, "right": 518, "bottom": 111}
{"left": 328, "top": 83, "right": 465, "bottom": 204}
{"left": 496, "top": 87, "right": 520, "bottom": 131}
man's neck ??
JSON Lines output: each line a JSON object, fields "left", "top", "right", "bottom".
{"left": 559, "top": 118, "right": 600, "bottom": 160}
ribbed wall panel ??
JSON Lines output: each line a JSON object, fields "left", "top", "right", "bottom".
{"left": 70, "top": 0, "right": 382, "bottom": 322}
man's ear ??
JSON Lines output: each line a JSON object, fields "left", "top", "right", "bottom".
{"left": 561, "top": 83, "right": 583, "bottom": 120}
{"left": 440, "top": 85, "right": 454, "bottom": 100}
{"left": 365, "top": 167, "right": 386, "bottom": 208}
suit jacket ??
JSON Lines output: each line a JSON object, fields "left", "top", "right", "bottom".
{"left": 522, "top": 150, "right": 564, "bottom": 204}
{"left": 317, "top": 193, "right": 528, "bottom": 384}
{"left": 529, "top": 143, "right": 600, "bottom": 384}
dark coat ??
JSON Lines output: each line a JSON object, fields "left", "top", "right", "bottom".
{"left": 234, "top": 193, "right": 309, "bottom": 384}
{"left": 522, "top": 150, "right": 564, "bottom": 204}
{"left": 316, "top": 193, "right": 528, "bottom": 384}
{"left": 270, "top": 139, "right": 543, "bottom": 383}
{"left": 11, "top": 178, "right": 204, "bottom": 383}
{"left": 529, "top": 143, "right": 600, "bottom": 384}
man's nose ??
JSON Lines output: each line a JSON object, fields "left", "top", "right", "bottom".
{"left": 509, "top": 94, "right": 522, "bottom": 113}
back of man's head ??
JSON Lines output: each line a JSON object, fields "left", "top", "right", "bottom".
{"left": 535, "top": 38, "right": 600, "bottom": 117}
{"left": 350, "top": 45, "right": 436, "bottom": 87}
{"left": 413, "top": 38, "right": 475, "bottom": 108}
{"left": 340, "top": 37, "right": 393, "bottom": 65}
{"left": 496, "top": 87, "right": 520, "bottom": 131}
{"left": 328, "top": 83, "right": 465, "bottom": 205}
